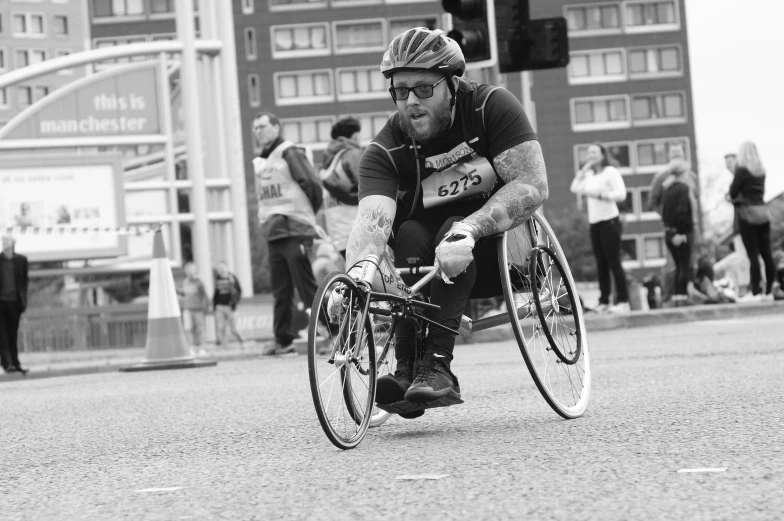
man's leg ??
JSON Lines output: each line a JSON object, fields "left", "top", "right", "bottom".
{"left": 288, "top": 238, "right": 318, "bottom": 314}
{"left": 0, "top": 302, "right": 14, "bottom": 371}
{"left": 215, "top": 306, "right": 228, "bottom": 347}
{"left": 268, "top": 238, "right": 296, "bottom": 350}
{"left": 192, "top": 311, "right": 205, "bottom": 348}
{"left": 182, "top": 309, "right": 196, "bottom": 347}
{"left": 227, "top": 309, "right": 244, "bottom": 344}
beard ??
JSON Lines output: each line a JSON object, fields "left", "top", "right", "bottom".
{"left": 398, "top": 97, "right": 453, "bottom": 144}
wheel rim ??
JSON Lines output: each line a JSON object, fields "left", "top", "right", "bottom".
{"left": 369, "top": 315, "right": 395, "bottom": 428}
{"left": 500, "top": 214, "right": 591, "bottom": 419}
{"left": 308, "top": 273, "right": 376, "bottom": 448}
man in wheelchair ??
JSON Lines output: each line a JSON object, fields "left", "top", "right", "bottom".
{"left": 339, "top": 28, "right": 549, "bottom": 413}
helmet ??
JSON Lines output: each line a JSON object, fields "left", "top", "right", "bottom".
{"left": 380, "top": 28, "right": 465, "bottom": 79}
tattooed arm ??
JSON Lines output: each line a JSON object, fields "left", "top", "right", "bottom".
{"left": 345, "top": 195, "right": 397, "bottom": 272}
{"left": 462, "top": 140, "right": 549, "bottom": 238}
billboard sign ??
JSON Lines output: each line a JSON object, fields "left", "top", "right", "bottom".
{"left": 0, "top": 62, "right": 160, "bottom": 140}
{"left": 0, "top": 155, "right": 127, "bottom": 262}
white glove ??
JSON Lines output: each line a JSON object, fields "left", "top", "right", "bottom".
{"left": 435, "top": 221, "right": 477, "bottom": 281}
{"left": 326, "top": 287, "right": 346, "bottom": 323}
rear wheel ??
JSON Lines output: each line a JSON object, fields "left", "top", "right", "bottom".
{"left": 498, "top": 212, "right": 591, "bottom": 419}
{"left": 308, "top": 272, "right": 376, "bottom": 450}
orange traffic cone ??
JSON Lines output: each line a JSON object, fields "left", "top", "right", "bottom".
{"left": 120, "top": 230, "right": 217, "bottom": 372}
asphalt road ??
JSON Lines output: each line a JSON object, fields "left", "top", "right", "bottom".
{"left": 2, "top": 314, "right": 783, "bottom": 521}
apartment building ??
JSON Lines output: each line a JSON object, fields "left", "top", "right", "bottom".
{"left": 0, "top": 0, "right": 88, "bottom": 127}
{"left": 529, "top": 0, "right": 697, "bottom": 273}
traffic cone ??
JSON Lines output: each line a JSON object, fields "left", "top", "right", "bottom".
{"left": 120, "top": 230, "right": 217, "bottom": 372}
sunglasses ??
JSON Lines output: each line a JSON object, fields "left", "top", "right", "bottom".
{"left": 389, "top": 77, "right": 446, "bottom": 101}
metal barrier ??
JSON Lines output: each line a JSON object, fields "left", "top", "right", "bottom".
{"left": 19, "top": 305, "right": 148, "bottom": 352}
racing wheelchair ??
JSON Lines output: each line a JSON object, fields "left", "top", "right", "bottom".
{"left": 307, "top": 210, "right": 591, "bottom": 450}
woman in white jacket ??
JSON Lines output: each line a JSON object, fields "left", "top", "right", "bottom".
{"left": 570, "top": 143, "right": 630, "bottom": 313}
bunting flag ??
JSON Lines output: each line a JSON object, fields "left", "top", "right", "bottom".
{"left": 2, "top": 224, "right": 160, "bottom": 236}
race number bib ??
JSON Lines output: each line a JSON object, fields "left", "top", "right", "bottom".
{"left": 421, "top": 156, "right": 497, "bottom": 209}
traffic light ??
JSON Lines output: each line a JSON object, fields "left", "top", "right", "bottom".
{"left": 443, "top": 0, "right": 498, "bottom": 69}
{"left": 494, "top": 0, "right": 569, "bottom": 73}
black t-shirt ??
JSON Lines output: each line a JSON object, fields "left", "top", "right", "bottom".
{"left": 358, "top": 78, "right": 537, "bottom": 225}
{"left": 661, "top": 181, "right": 693, "bottom": 234}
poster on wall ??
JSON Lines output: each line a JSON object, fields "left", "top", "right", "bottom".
{"left": 0, "top": 155, "right": 127, "bottom": 262}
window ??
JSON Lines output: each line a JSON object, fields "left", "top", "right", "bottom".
{"left": 574, "top": 142, "right": 631, "bottom": 172}
{"left": 571, "top": 95, "right": 630, "bottom": 131}
{"left": 242, "top": 0, "right": 254, "bottom": 13}
{"left": 247, "top": 74, "right": 261, "bottom": 107}
{"left": 150, "top": 0, "right": 174, "bottom": 13}
{"left": 33, "top": 86, "right": 48, "bottom": 102}
{"left": 244, "top": 28, "right": 257, "bottom": 60}
{"left": 568, "top": 48, "right": 625, "bottom": 84}
{"left": 269, "top": 0, "right": 327, "bottom": 12}
{"left": 53, "top": 15, "right": 68, "bottom": 35}
{"left": 93, "top": 0, "right": 144, "bottom": 17}
{"left": 12, "top": 13, "right": 44, "bottom": 36}
{"left": 280, "top": 116, "right": 334, "bottom": 148}
{"left": 565, "top": 3, "right": 621, "bottom": 36}
{"left": 0, "top": 50, "right": 5, "bottom": 71}
{"left": 626, "top": 0, "right": 678, "bottom": 31}
{"left": 388, "top": 16, "right": 438, "bottom": 41}
{"left": 31, "top": 49, "right": 46, "bottom": 64}
{"left": 643, "top": 235, "right": 666, "bottom": 261}
{"left": 30, "top": 14, "right": 44, "bottom": 34}
{"left": 333, "top": 20, "right": 385, "bottom": 54}
{"left": 636, "top": 138, "right": 689, "bottom": 170}
{"left": 274, "top": 69, "right": 334, "bottom": 105}
{"left": 18, "top": 85, "right": 33, "bottom": 107}
{"left": 349, "top": 112, "right": 394, "bottom": 142}
{"left": 336, "top": 66, "right": 386, "bottom": 100}
{"left": 93, "top": 35, "right": 147, "bottom": 68}
{"left": 628, "top": 45, "right": 682, "bottom": 78}
{"left": 632, "top": 91, "right": 686, "bottom": 125}
{"left": 271, "top": 23, "right": 329, "bottom": 58}
{"left": 15, "top": 49, "right": 30, "bottom": 67}
{"left": 621, "top": 237, "right": 638, "bottom": 262}
{"left": 0, "top": 88, "right": 8, "bottom": 108}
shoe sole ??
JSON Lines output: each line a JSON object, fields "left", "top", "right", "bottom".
{"left": 404, "top": 386, "right": 461, "bottom": 404}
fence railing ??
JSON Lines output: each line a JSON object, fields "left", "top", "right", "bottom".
{"left": 20, "top": 305, "right": 148, "bottom": 352}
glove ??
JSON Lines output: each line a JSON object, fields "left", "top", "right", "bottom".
{"left": 435, "top": 221, "right": 477, "bottom": 282}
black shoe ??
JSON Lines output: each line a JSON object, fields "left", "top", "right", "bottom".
{"left": 376, "top": 357, "right": 414, "bottom": 405}
{"left": 14, "top": 366, "right": 28, "bottom": 375}
{"left": 405, "top": 355, "right": 461, "bottom": 404}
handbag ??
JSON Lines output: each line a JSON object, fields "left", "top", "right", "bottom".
{"left": 736, "top": 204, "right": 771, "bottom": 225}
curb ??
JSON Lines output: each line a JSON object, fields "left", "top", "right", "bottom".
{"left": 3, "top": 301, "right": 782, "bottom": 383}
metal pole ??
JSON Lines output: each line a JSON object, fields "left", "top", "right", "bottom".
{"left": 175, "top": 0, "right": 213, "bottom": 295}
{"left": 215, "top": 0, "right": 254, "bottom": 297}
{"left": 157, "top": 52, "right": 183, "bottom": 265}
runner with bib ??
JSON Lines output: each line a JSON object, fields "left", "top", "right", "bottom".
{"left": 337, "top": 27, "right": 550, "bottom": 416}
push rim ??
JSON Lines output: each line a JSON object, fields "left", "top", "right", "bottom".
{"left": 308, "top": 272, "right": 377, "bottom": 449}
{"left": 498, "top": 212, "right": 591, "bottom": 419}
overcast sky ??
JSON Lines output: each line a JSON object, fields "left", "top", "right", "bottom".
{"left": 686, "top": 0, "right": 784, "bottom": 200}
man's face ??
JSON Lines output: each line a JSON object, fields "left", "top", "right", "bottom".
{"left": 217, "top": 263, "right": 228, "bottom": 276}
{"left": 2, "top": 236, "right": 14, "bottom": 254}
{"left": 725, "top": 155, "right": 737, "bottom": 173}
{"left": 669, "top": 145, "right": 685, "bottom": 162}
{"left": 392, "top": 70, "right": 453, "bottom": 143}
{"left": 253, "top": 116, "right": 279, "bottom": 150}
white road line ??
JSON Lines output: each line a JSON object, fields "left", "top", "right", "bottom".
{"left": 395, "top": 474, "right": 449, "bottom": 480}
{"left": 677, "top": 468, "right": 728, "bottom": 473}
{"left": 135, "top": 487, "right": 185, "bottom": 493}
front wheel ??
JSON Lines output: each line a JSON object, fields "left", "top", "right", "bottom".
{"left": 308, "top": 272, "right": 377, "bottom": 450}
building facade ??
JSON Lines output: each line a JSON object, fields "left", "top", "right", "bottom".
{"left": 0, "top": 0, "right": 88, "bottom": 127}
{"left": 529, "top": 0, "right": 697, "bottom": 274}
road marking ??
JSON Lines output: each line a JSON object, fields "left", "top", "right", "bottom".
{"left": 135, "top": 487, "right": 185, "bottom": 493}
{"left": 395, "top": 474, "right": 449, "bottom": 480}
{"left": 677, "top": 468, "right": 727, "bottom": 473}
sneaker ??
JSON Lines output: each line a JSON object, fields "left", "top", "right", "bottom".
{"left": 608, "top": 302, "right": 631, "bottom": 314}
{"left": 274, "top": 344, "right": 297, "bottom": 356}
{"left": 260, "top": 341, "right": 297, "bottom": 356}
{"left": 376, "top": 357, "right": 414, "bottom": 405}
{"left": 592, "top": 302, "right": 610, "bottom": 314}
{"left": 404, "top": 355, "right": 461, "bottom": 404}
{"left": 738, "top": 293, "right": 763, "bottom": 303}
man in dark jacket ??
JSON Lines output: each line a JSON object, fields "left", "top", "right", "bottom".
{"left": 213, "top": 261, "right": 244, "bottom": 349}
{"left": 0, "top": 235, "right": 29, "bottom": 374}
{"left": 252, "top": 112, "right": 323, "bottom": 356}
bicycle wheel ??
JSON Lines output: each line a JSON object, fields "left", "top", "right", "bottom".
{"left": 498, "top": 211, "right": 591, "bottom": 419}
{"left": 308, "top": 272, "right": 377, "bottom": 450}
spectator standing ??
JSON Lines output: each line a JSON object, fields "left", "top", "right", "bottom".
{"left": 570, "top": 143, "right": 630, "bottom": 313}
{"left": 0, "top": 235, "right": 29, "bottom": 375}
{"left": 213, "top": 261, "right": 245, "bottom": 349}
{"left": 252, "top": 112, "right": 323, "bottom": 356}
{"left": 180, "top": 261, "right": 210, "bottom": 353}
{"left": 729, "top": 141, "right": 776, "bottom": 299}
{"left": 319, "top": 117, "right": 363, "bottom": 259}
{"left": 660, "top": 161, "right": 697, "bottom": 306}
{"left": 725, "top": 152, "right": 738, "bottom": 175}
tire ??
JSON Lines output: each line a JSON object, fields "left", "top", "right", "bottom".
{"left": 498, "top": 212, "right": 591, "bottom": 419}
{"left": 308, "top": 272, "right": 377, "bottom": 450}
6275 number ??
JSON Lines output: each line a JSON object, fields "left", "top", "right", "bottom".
{"left": 437, "top": 170, "right": 482, "bottom": 197}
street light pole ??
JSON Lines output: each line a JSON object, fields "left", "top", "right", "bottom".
{"left": 175, "top": 0, "right": 213, "bottom": 295}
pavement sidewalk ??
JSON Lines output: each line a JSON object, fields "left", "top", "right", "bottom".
{"left": 2, "top": 300, "right": 782, "bottom": 383}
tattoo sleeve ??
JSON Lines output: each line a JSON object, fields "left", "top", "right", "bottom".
{"left": 345, "top": 195, "right": 397, "bottom": 269}
{"left": 462, "top": 140, "right": 549, "bottom": 238}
